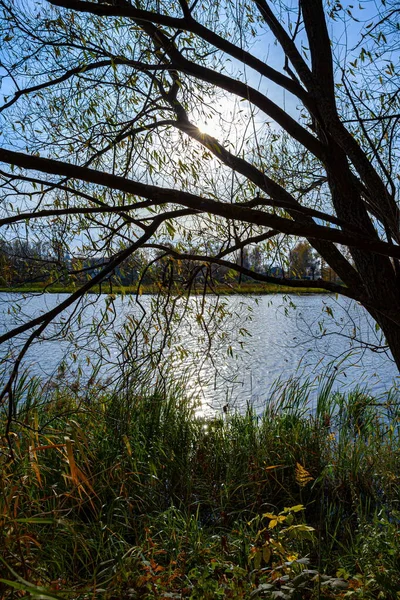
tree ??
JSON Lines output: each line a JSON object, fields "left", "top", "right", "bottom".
{"left": 289, "top": 241, "right": 318, "bottom": 280}
{"left": 0, "top": 238, "right": 55, "bottom": 285}
{"left": 0, "top": 0, "right": 400, "bottom": 402}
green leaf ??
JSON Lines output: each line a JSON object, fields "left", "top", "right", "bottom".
{"left": 0, "top": 580, "right": 64, "bottom": 600}
{"left": 15, "top": 518, "right": 55, "bottom": 524}
{"left": 283, "top": 504, "right": 304, "bottom": 513}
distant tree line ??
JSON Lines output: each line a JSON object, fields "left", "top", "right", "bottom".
{"left": 0, "top": 237, "right": 339, "bottom": 288}
{"left": 0, "top": 239, "right": 55, "bottom": 286}
{"left": 288, "top": 241, "right": 340, "bottom": 282}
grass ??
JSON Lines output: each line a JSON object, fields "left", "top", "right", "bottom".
{"left": 0, "top": 281, "right": 328, "bottom": 295}
{"left": 1, "top": 375, "right": 399, "bottom": 598}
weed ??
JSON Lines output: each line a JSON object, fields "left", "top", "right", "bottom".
{"left": 0, "top": 376, "right": 399, "bottom": 598}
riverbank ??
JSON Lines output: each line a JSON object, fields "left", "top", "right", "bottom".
{"left": 0, "top": 281, "right": 329, "bottom": 295}
{"left": 1, "top": 377, "right": 399, "bottom": 598}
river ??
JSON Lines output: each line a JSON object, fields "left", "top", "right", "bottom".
{"left": 0, "top": 292, "right": 398, "bottom": 412}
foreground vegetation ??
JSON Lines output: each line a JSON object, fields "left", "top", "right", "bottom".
{"left": 1, "top": 375, "right": 399, "bottom": 599}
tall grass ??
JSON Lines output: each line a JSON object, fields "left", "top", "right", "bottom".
{"left": 1, "top": 375, "right": 399, "bottom": 598}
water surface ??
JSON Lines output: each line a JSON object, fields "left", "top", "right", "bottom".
{"left": 0, "top": 292, "right": 398, "bottom": 411}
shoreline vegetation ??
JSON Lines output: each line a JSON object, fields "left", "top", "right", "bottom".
{"left": 1, "top": 375, "right": 399, "bottom": 599}
{"left": 0, "top": 281, "right": 330, "bottom": 295}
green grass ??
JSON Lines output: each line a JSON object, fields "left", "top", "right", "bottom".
{"left": 1, "top": 376, "right": 399, "bottom": 598}
{"left": 0, "top": 281, "right": 328, "bottom": 295}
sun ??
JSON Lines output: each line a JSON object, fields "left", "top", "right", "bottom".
{"left": 197, "top": 120, "right": 218, "bottom": 137}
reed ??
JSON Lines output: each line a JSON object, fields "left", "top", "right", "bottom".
{"left": 1, "top": 374, "right": 399, "bottom": 598}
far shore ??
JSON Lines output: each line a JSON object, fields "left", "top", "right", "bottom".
{"left": 0, "top": 281, "right": 331, "bottom": 295}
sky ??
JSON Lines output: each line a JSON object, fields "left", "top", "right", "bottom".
{"left": 0, "top": 1, "right": 386, "bottom": 118}
{"left": 0, "top": 0, "right": 395, "bottom": 237}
